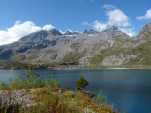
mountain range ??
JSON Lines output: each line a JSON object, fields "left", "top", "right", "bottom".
{"left": 0, "top": 23, "right": 151, "bottom": 69}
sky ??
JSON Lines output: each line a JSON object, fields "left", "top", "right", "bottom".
{"left": 0, "top": 0, "right": 151, "bottom": 45}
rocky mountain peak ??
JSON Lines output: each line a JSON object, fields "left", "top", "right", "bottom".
{"left": 103, "top": 26, "right": 120, "bottom": 33}
{"left": 102, "top": 26, "right": 129, "bottom": 38}
{"left": 83, "top": 29, "right": 99, "bottom": 34}
{"left": 18, "top": 28, "right": 62, "bottom": 43}
{"left": 138, "top": 23, "right": 151, "bottom": 40}
{"left": 64, "top": 30, "right": 73, "bottom": 35}
{"left": 48, "top": 29, "right": 62, "bottom": 36}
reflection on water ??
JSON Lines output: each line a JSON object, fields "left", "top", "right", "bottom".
{"left": 0, "top": 69, "right": 151, "bottom": 113}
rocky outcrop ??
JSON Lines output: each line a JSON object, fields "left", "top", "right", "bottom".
{"left": 138, "top": 23, "right": 151, "bottom": 40}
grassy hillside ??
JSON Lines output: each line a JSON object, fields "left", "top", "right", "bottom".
{"left": 127, "top": 41, "right": 151, "bottom": 66}
{"left": 88, "top": 39, "right": 151, "bottom": 68}
{"left": 0, "top": 70, "right": 115, "bottom": 113}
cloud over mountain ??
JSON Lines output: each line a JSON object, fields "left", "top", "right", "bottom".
{"left": 0, "top": 21, "right": 55, "bottom": 45}
{"left": 137, "top": 9, "right": 151, "bottom": 20}
{"left": 83, "top": 4, "right": 135, "bottom": 36}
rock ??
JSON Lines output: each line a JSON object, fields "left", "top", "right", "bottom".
{"left": 138, "top": 23, "right": 151, "bottom": 40}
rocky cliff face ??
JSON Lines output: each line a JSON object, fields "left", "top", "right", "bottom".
{"left": 138, "top": 23, "right": 151, "bottom": 40}
{"left": 0, "top": 24, "right": 151, "bottom": 68}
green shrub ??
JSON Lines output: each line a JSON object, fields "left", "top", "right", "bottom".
{"left": 76, "top": 75, "right": 88, "bottom": 90}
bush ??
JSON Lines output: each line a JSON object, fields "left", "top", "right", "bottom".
{"left": 76, "top": 75, "right": 88, "bottom": 90}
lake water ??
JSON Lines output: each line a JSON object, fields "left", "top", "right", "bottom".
{"left": 0, "top": 69, "right": 151, "bottom": 113}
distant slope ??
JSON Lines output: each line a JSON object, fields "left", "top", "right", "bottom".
{"left": 0, "top": 24, "right": 151, "bottom": 68}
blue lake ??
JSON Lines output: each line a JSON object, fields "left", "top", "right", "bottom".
{"left": 0, "top": 69, "right": 151, "bottom": 113}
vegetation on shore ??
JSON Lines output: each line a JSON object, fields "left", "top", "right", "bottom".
{"left": 0, "top": 70, "right": 115, "bottom": 113}
{"left": 76, "top": 75, "right": 89, "bottom": 90}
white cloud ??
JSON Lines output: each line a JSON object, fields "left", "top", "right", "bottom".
{"left": 137, "top": 9, "right": 151, "bottom": 20}
{"left": 43, "top": 24, "right": 55, "bottom": 31}
{"left": 93, "top": 20, "right": 108, "bottom": 31}
{"left": 107, "top": 9, "right": 130, "bottom": 27}
{"left": 92, "top": 20, "right": 134, "bottom": 37}
{"left": 0, "top": 21, "right": 55, "bottom": 45}
{"left": 83, "top": 5, "right": 135, "bottom": 37}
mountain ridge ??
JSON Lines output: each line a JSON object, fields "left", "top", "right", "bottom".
{"left": 0, "top": 23, "right": 151, "bottom": 69}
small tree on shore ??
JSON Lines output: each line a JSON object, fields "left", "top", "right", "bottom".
{"left": 76, "top": 75, "right": 88, "bottom": 90}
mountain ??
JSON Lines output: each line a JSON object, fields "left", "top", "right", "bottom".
{"left": 138, "top": 23, "right": 151, "bottom": 40}
{"left": 0, "top": 24, "right": 151, "bottom": 68}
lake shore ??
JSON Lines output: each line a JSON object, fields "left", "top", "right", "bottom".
{"left": 1, "top": 61, "right": 151, "bottom": 70}
{"left": 0, "top": 70, "right": 116, "bottom": 113}
{"left": 47, "top": 66, "right": 151, "bottom": 70}
{"left": 1, "top": 66, "right": 151, "bottom": 70}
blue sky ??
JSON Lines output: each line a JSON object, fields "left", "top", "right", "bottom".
{"left": 0, "top": 0, "right": 150, "bottom": 45}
